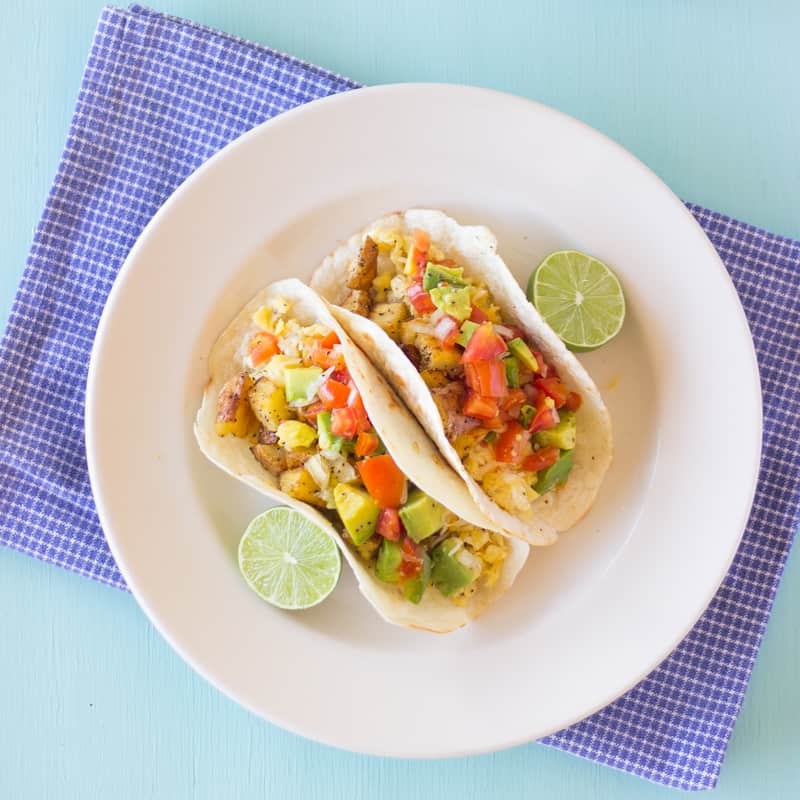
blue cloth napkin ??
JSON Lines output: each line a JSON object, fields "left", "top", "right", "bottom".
{"left": 1, "top": 4, "right": 798, "bottom": 790}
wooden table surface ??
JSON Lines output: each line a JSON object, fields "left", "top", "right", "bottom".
{"left": 1, "top": 2, "right": 798, "bottom": 797}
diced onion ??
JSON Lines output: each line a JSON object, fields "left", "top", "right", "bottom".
{"left": 494, "top": 324, "right": 515, "bottom": 339}
{"left": 305, "top": 454, "right": 331, "bottom": 489}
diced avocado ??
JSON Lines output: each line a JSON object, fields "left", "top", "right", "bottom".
{"left": 504, "top": 354, "right": 520, "bottom": 388}
{"left": 422, "top": 263, "right": 467, "bottom": 291}
{"left": 508, "top": 338, "right": 539, "bottom": 372}
{"left": 519, "top": 403, "right": 535, "bottom": 429}
{"left": 317, "top": 411, "right": 346, "bottom": 453}
{"left": 375, "top": 539, "right": 403, "bottom": 583}
{"left": 401, "top": 551, "right": 432, "bottom": 604}
{"left": 534, "top": 449, "right": 574, "bottom": 494}
{"left": 429, "top": 285, "right": 472, "bottom": 321}
{"left": 431, "top": 538, "right": 479, "bottom": 597}
{"left": 456, "top": 320, "right": 479, "bottom": 348}
{"left": 534, "top": 410, "right": 577, "bottom": 450}
{"left": 399, "top": 490, "right": 446, "bottom": 543}
{"left": 334, "top": 483, "right": 380, "bottom": 545}
{"left": 284, "top": 366, "right": 323, "bottom": 404}
{"left": 276, "top": 420, "right": 317, "bottom": 450}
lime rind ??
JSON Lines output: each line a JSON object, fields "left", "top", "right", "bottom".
{"left": 238, "top": 507, "right": 341, "bottom": 610}
{"left": 529, "top": 250, "right": 625, "bottom": 351}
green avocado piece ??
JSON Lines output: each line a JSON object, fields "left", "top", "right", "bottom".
{"left": 504, "top": 354, "right": 520, "bottom": 388}
{"left": 534, "top": 449, "right": 574, "bottom": 494}
{"left": 284, "top": 366, "right": 323, "bottom": 403}
{"left": 456, "top": 320, "right": 479, "bottom": 348}
{"left": 399, "top": 490, "right": 446, "bottom": 543}
{"left": 334, "top": 483, "right": 380, "bottom": 545}
{"left": 429, "top": 285, "right": 472, "bottom": 321}
{"left": 376, "top": 539, "right": 403, "bottom": 583}
{"left": 401, "top": 551, "right": 432, "bottom": 604}
{"left": 534, "top": 410, "right": 577, "bottom": 450}
{"left": 431, "top": 538, "right": 479, "bottom": 597}
{"left": 507, "top": 338, "right": 538, "bottom": 372}
{"left": 317, "top": 411, "right": 348, "bottom": 453}
{"left": 422, "top": 263, "right": 467, "bottom": 291}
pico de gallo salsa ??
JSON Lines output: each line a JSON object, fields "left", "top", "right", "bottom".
{"left": 213, "top": 297, "right": 509, "bottom": 605}
{"left": 340, "top": 229, "right": 582, "bottom": 516}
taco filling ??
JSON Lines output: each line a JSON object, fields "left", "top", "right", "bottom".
{"left": 213, "top": 296, "right": 510, "bottom": 606}
{"left": 339, "top": 229, "right": 583, "bottom": 517}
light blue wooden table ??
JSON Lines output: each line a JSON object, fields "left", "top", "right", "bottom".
{"left": 1, "top": 2, "right": 798, "bottom": 797}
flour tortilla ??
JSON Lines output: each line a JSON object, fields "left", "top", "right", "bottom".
{"left": 195, "top": 278, "right": 528, "bottom": 633}
{"left": 310, "top": 211, "right": 613, "bottom": 543}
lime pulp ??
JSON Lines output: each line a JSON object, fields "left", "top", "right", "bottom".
{"left": 528, "top": 250, "right": 625, "bottom": 351}
{"left": 238, "top": 507, "right": 341, "bottom": 610}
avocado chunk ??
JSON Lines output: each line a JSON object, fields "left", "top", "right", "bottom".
{"left": 399, "top": 490, "right": 446, "bottom": 543}
{"left": 317, "top": 411, "right": 348, "bottom": 453}
{"left": 534, "top": 449, "right": 574, "bottom": 494}
{"left": 334, "top": 483, "right": 380, "bottom": 545}
{"left": 429, "top": 285, "right": 472, "bottom": 321}
{"left": 504, "top": 354, "right": 520, "bottom": 388}
{"left": 284, "top": 366, "right": 323, "bottom": 404}
{"left": 422, "top": 263, "right": 467, "bottom": 291}
{"left": 508, "top": 338, "right": 539, "bottom": 372}
{"left": 456, "top": 320, "right": 479, "bottom": 348}
{"left": 534, "top": 410, "right": 576, "bottom": 450}
{"left": 431, "top": 538, "right": 479, "bottom": 597}
{"left": 401, "top": 551, "right": 432, "bottom": 604}
{"left": 376, "top": 538, "right": 403, "bottom": 583}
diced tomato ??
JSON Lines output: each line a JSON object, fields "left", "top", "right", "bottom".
{"left": 462, "top": 391, "right": 499, "bottom": 420}
{"left": 355, "top": 431, "right": 379, "bottom": 457}
{"left": 482, "top": 414, "right": 506, "bottom": 430}
{"left": 400, "top": 536, "right": 424, "bottom": 578}
{"left": 499, "top": 387, "right": 527, "bottom": 415}
{"left": 318, "top": 330, "right": 340, "bottom": 350}
{"left": 346, "top": 388, "right": 371, "bottom": 433}
{"left": 433, "top": 315, "right": 460, "bottom": 349}
{"left": 318, "top": 378, "right": 351, "bottom": 410}
{"left": 535, "top": 377, "right": 569, "bottom": 408}
{"left": 461, "top": 323, "right": 508, "bottom": 363}
{"left": 310, "top": 342, "right": 346, "bottom": 371}
{"left": 297, "top": 399, "right": 326, "bottom": 422}
{"left": 376, "top": 508, "right": 402, "bottom": 541}
{"left": 529, "top": 400, "right": 560, "bottom": 433}
{"left": 407, "top": 281, "right": 436, "bottom": 315}
{"left": 357, "top": 455, "right": 408, "bottom": 508}
{"left": 469, "top": 305, "right": 489, "bottom": 324}
{"left": 248, "top": 332, "right": 280, "bottom": 365}
{"left": 464, "top": 360, "right": 508, "bottom": 398}
{"left": 522, "top": 446, "right": 560, "bottom": 473}
{"left": 565, "top": 391, "right": 582, "bottom": 411}
{"left": 495, "top": 421, "right": 528, "bottom": 463}
{"left": 533, "top": 350, "right": 549, "bottom": 377}
{"left": 330, "top": 407, "right": 360, "bottom": 439}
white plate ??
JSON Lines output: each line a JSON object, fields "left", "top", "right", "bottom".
{"left": 86, "top": 84, "right": 761, "bottom": 757}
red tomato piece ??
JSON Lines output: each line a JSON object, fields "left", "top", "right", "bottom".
{"left": 464, "top": 360, "right": 508, "bottom": 398}
{"left": 318, "top": 330, "right": 340, "bottom": 350}
{"left": 433, "top": 315, "right": 461, "bottom": 349}
{"left": 565, "top": 391, "right": 582, "bottom": 411}
{"left": 522, "top": 446, "right": 560, "bottom": 472}
{"left": 248, "top": 332, "right": 280, "bottom": 365}
{"left": 534, "top": 377, "right": 569, "bottom": 408}
{"left": 529, "top": 401, "right": 560, "bottom": 433}
{"left": 400, "top": 536, "right": 424, "bottom": 578}
{"left": 499, "top": 387, "right": 527, "bottom": 415}
{"left": 462, "top": 391, "right": 499, "bottom": 420}
{"left": 407, "top": 281, "right": 436, "bottom": 315}
{"left": 330, "top": 407, "right": 360, "bottom": 439}
{"left": 376, "top": 508, "right": 402, "bottom": 541}
{"left": 355, "top": 431, "right": 379, "bottom": 457}
{"left": 297, "top": 399, "right": 326, "bottom": 422}
{"left": 533, "top": 350, "right": 549, "bottom": 378}
{"left": 318, "top": 378, "right": 351, "bottom": 410}
{"left": 494, "top": 421, "right": 528, "bottom": 463}
{"left": 469, "top": 305, "right": 489, "bottom": 324}
{"left": 461, "top": 323, "right": 508, "bottom": 363}
{"left": 357, "top": 455, "right": 408, "bottom": 508}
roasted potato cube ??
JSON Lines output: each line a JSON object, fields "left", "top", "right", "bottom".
{"left": 420, "top": 369, "right": 448, "bottom": 388}
{"left": 342, "top": 289, "right": 371, "bottom": 317}
{"left": 250, "top": 443, "right": 287, "bottom": 477}
{"left": 347, "top": 236, "right": 378, "bottom": 290}
{"left": 285, "top": 447, "right": 315, "bottom": 469}
{"left": 279, "top": 467, "right": 325, "bottom": 508}
{"left": 414, "top": 334, "right": 462, "bottom": 372}
{"left": 453, "top": 428, "right": 489, "bottom": 459}
{"left": 215, "top": 372, "right": 257, "bottom": 438}
{"left": 369, "top": 302, "right": 408, "bottom": 339}
{"left": 356, "top": 535, "right": 381, "bottom": 563}
{"left": 248, "top": 378, "right": 289, "bottom": 431}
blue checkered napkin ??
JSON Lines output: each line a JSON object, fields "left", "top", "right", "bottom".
{"left": 0, "top": 4, "right": 797, "bottom": 790}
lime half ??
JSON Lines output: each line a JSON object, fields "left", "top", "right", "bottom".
{"left": 238, "top": 507, "right": 341, "bottom": 610}
{"left": 528, "top": 250, "right": 625, "bottom": 351}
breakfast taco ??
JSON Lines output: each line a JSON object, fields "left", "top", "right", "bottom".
{"left": 310, "top": 210, "right": 613, "bottom": 544}
{"left": 195, "top": 278, "right": 528, "bottom": 632}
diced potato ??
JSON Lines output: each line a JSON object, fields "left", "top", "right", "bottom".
{"left": 276, "top": 421, "right": 317, "bottom": 450}
{"left": 482, "top": 469, "right": 539, "bottom": 515}
{"left": 453, "top": 428, "right": 489, "bottom": 459}
{"left": 285, "top": 447, "right": 315, "bottom": 469}
{"left": 250, "top": 443, "right": 286, "bottom": 476}
{"left": 342, "top": 289, "right": 370, "bottom": 317}
{"left": 414, "top": 334, "right": 462, "bottom": 372}
{"left": 215, "top": 373, "right": 258, "bottom": 438}
{"left": 279, "top": 467, "right": 326, "bottom": 508}
{"left": 369, "top": 302, "right": 408, "bottom": 339}
{"left": 371, "top": 272, "right": 393, "bottom": 292}
{"left": 356, "top": 535, "right": 381, "bottom": 563}
{"left": 420, "top": 369, "right": 449, "bottom": 389}
{"left": 248, "top": 378, "right": 290, "bottom": 431}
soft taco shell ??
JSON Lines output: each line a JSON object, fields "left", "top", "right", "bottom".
{"left": 195, "top": 278, "right": 528, "bottom": 633}
{"left": 310, "top": 210, "right": 613, "bottom": 543}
